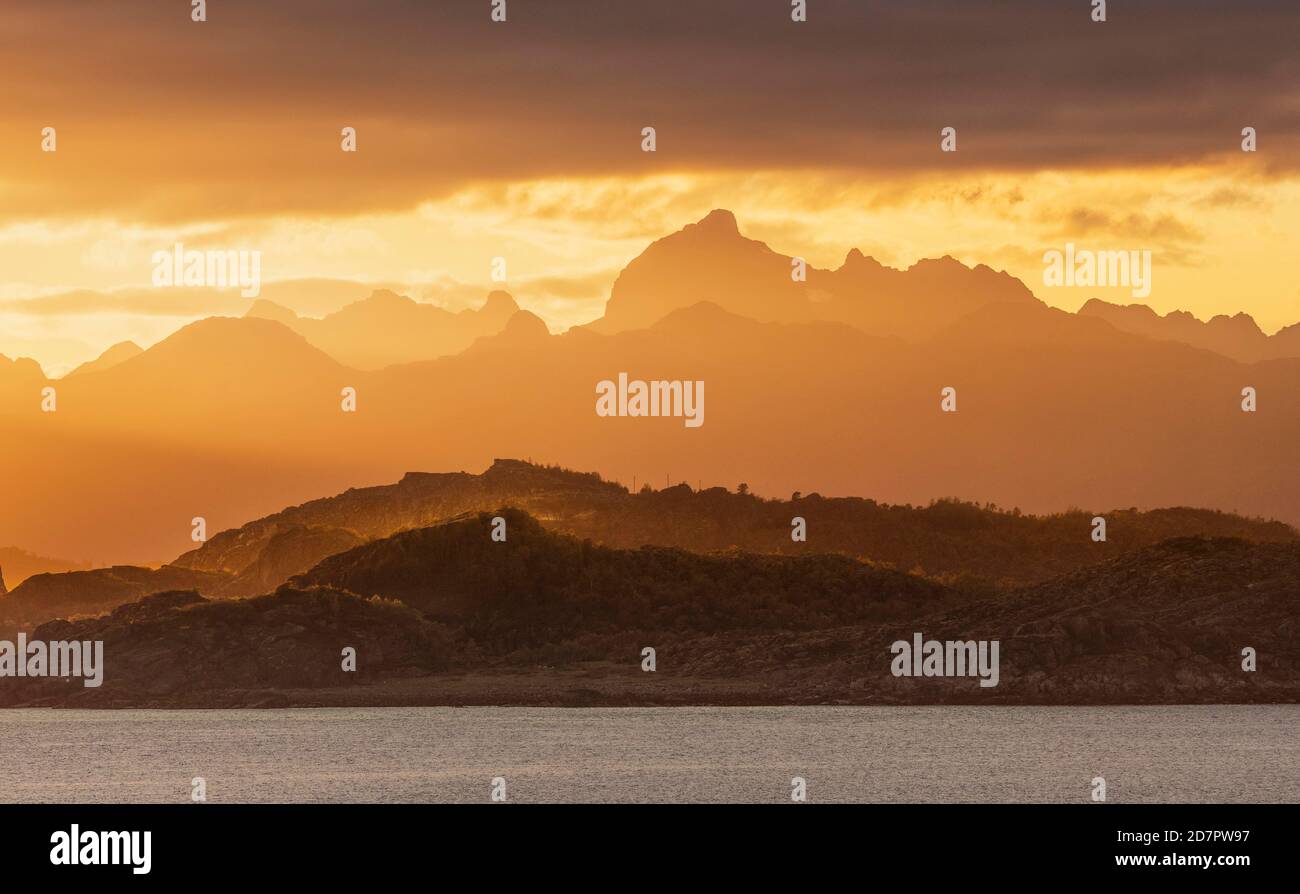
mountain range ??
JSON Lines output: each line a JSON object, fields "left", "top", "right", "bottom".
{"left": 1, "top": 210, "right": 1297, "bottom": 568}
{"left": 245, "top": 288, "right": 521, "bottom": 369}
{"left": 1077, "top": 299, "right": 1300, "bottom": 363}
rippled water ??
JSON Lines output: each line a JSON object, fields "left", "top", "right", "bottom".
{"left": 0, "top": 705, "right": 1294, "bottom": 803}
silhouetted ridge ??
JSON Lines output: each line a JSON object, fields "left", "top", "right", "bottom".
{"left": 1078, "top": 298, "right": 1300, "bottom": 361}
{"left": 64, "top": 341, "right": 143, "bottom": 378}
{"left": 590, "top": 208, "right": 1040, "bottom": 337}
{"left": 171, "top": 459, "right": 1296, "bottom": 600}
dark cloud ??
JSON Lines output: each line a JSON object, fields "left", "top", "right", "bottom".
{"left": 2, "top": 0, "right": 1297, "bottom": 221}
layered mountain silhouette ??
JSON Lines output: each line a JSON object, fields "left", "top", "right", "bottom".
{"left": 245, "top": 288, "right": 519, "bottom": 368}
{"left": 6, "top": 511, "right": 1295, "bottom": 707}
{"left": 6, "top": 456, "right": 1293, "bottom": 648}
{"left": 1, "top": 210, "right": 1298, "bottom": 567}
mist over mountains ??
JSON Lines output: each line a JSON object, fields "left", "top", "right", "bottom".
{"left": 1078, "top": 299, "right": 1300, "bottom": 363}
{"left": 1, "top": 210, "right": 1298, "bottom": 567}
{"left": 245, "top": 288, "right": 521, "bottom": 369}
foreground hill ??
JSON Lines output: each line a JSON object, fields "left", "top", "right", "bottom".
{"left": 291, "top": 509, "right": 957, "bottom": 643}
{"left": 0, "top": 587, "right": 449, "bottom": 708}
{"left": 294, "top": 516, "right": 1299, "bottom": 704}
{"left": 6, "top": 516, "right": 1294, "bottom": 707}
{"left": 665, "top": 537, "right": 1300, "bottom": 705}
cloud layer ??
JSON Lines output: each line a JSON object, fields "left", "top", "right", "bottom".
{"left": 3, "top": 0, "right": 1298, "bottom": 220}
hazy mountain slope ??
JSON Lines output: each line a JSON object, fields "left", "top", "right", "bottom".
{"left": 0, "top": 564, "right": 229, "bottom": 632}
{"left": 172, "top": 460, "right": 623, "bottom": 576}
{"left": 216, "top": 524, "right": 366, "bottom": 597}
{"left": 176, "top": 459, "right": 1296, "bottom": 594}
{"left": 63, "top": 341, "right": 143, "bottom": 378}
{"left": 0, "top": 353, "right": 47, "bottom": 412}
{"left": 0, "top": 547, "right": 91, "bottom": 590}
{"left": 245, "top": 289, "right": 519, "bottom": 368}
{"left": 1078, "top": 299, "right": 1300, "bottom": 362}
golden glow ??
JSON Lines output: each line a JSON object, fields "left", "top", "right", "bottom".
{"left": 4, "top": 163, "right": 1299, "bottom": 375}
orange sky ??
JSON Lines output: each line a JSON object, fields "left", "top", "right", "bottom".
{"left": 2, "top": 0, "right": 1299, "bottom": 374}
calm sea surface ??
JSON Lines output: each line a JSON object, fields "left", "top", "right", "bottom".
{"left": 0, "top": 705, "right": 1294, "bottom": 803}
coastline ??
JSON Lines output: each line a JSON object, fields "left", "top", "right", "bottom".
{"left": 5, "top": 663, "right": 1297, "bottom": 709}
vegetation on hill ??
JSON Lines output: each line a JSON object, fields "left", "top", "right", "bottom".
{"left": 182, "top": 458, "right": 1297, "bottom": 592}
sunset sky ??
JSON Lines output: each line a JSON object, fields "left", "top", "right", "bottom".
{"left": 3, "top": 0, "right": 1299, "bottom": 374}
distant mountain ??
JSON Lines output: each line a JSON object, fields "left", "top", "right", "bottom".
{"left": 0, "top": 546, "right": 91, "bottom": 590}
{"left": 1078, "top": 299, "right": 1300, "bottom": 362}
{"left": 63, "top": 341, "right": 143, "bottom": 379}
{"left": 245, "top": 289, "right": 519, "bottom": 368}
{"left": 0, "top": 564, "right": 228, "bottom": 633}
{"left": 464, "top": 309, "right": 551, "bottom": 354}
{"left": 589, "top": 209, "right": 1040, "bottom": 338}
{"left": 0, "top": 353, "right": 47, "bottom": 408}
